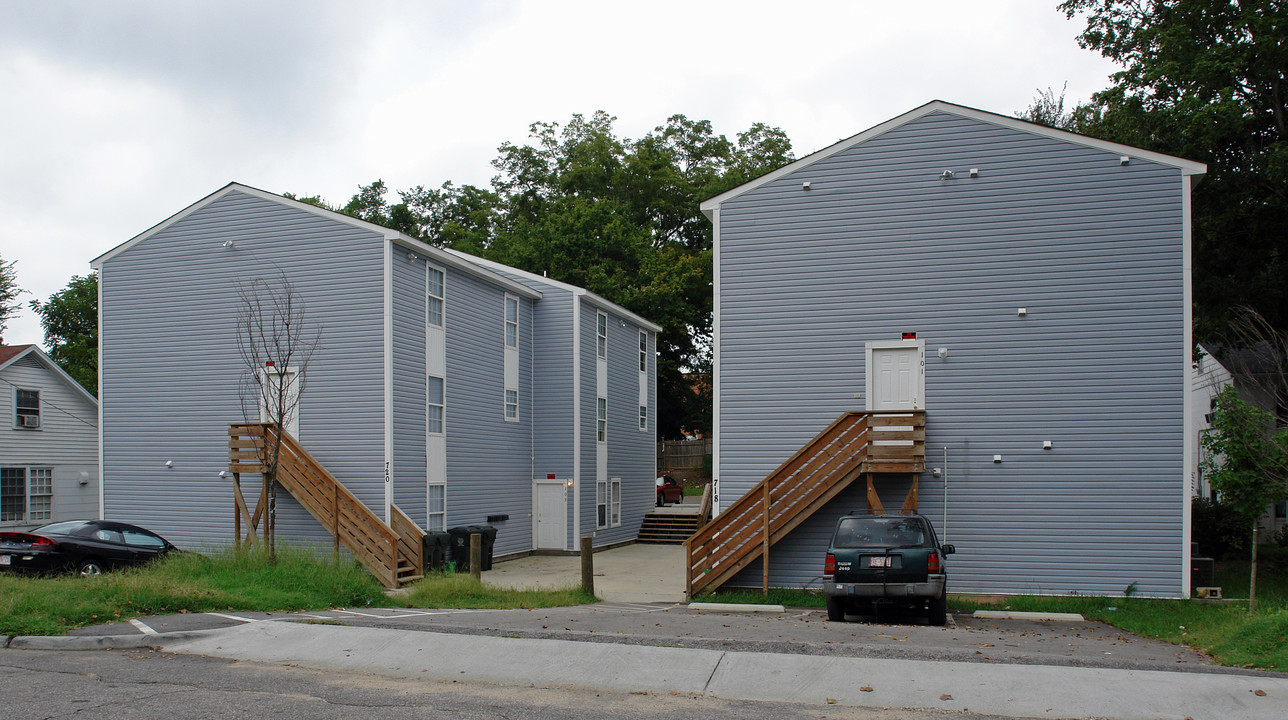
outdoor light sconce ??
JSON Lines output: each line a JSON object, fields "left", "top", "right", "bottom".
{"left": 219, "top": 470, "right": 229, "bottom": 478}
{"left": 937, "top": 347, "right": 949, "bottom": 359}
{"left": 165, "top": 460, "right": 174, "bottom": 468}
{"left": 222, "top": 240, "right": 235, "bottom": 249}
{"left": 940, "top": 170, "right": 955, "bottom": 180}
{"left": 993, "top": 455, "right": 1003, "bottom": 463}
{"left": 408, "top": 252, "right": 419, "bottom": 262}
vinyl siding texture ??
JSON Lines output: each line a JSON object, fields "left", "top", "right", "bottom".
{"left": 0, "top": 357, "right": 99, "bottom": 526}
{"left": 99, "top": 189, "right": 386, "bottom": 548}
{"left": 391, "top": 251, "right": 428, "bottom": 525}
{"left": 716, "top": 111, "right": 1188, "bottom": 596}
{"left": 442, "top": 269, "right": 534, "bottom": 557}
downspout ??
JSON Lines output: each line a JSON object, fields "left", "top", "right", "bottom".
{"left": 571, "top": 292, "right": 582, "bottom": 552}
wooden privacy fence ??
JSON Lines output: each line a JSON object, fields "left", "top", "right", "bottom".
{"left": 684, "top": 411, "right": 924, "bottom": 597}
{"left": 658, "top": 439, "right": 712, "bottom": 470}
{"left": 228, "top": 423, "right": 424, "bottom": 588}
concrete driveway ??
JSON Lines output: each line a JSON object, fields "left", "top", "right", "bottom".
{"left": 482, "top": 542, "right": 687, "bottom": 603}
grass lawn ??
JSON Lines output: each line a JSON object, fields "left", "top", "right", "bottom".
{"left": 705, "top": 558, "right": 1288, "bottom": 672}
{"left": 0, "top": 546, "right": 595, "bottom": 638}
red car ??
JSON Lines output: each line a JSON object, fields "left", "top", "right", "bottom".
{"left": 656, "top": 475, "right": 684, "bottom": 506}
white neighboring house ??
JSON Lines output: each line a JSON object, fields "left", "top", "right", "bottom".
{"left": 0, "top": 344, "right": 99, "bottom": 529}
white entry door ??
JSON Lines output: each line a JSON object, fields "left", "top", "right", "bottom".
{"left": 534, "top": 482, "right": 566, "bottom": 550}
{"left": 865, "top": 341, "right": 925, "bottom": 410}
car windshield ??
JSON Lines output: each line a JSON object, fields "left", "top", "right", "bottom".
{"left": 32, "top": 520, "right": 92, "bottom": 536}
{"left": 833, "top": 517, "right": 932, "bottom": 549}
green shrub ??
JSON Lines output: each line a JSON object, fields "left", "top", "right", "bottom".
{"left": 1192, "top": 496, "right": 1250, "bottom": 558}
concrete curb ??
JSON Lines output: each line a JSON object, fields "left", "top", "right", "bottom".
{"left": 973, "top": 610, "right": 1086, "bottom": 622}
{"left": 6, "top": 627, "right": 230, "bottom": 651}
{"left": 687, "top": 603, "right": 785, "bottom": 613}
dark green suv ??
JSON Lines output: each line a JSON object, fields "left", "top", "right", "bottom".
{"left": 823, "top": 513, "right": 955, "bottom": 626}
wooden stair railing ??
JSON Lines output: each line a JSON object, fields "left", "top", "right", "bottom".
{"left": 684, "top": 411, "right": 924, "bottom": 598}
{"left": 228, "top": 423, "right": 424, "bottom": 588}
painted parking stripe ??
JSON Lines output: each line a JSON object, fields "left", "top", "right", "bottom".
{"left": 207, "top": 612, "right": 257, "bottom": 623}
{"left": 129, "top": 618, "right": 159, "bottom": 636}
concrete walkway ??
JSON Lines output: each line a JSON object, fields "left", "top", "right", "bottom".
{"left": 483, "top": 542, "right": 687, "bottom": 604}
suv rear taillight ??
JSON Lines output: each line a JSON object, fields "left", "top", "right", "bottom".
{"left": 824, "top": 552, "right": 836, "bottom": 576}
{"left": 927, "top": 551, "right": 941, "bottom": 574}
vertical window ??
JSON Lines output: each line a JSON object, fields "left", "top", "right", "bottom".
{"left": 427, "top": 484, "right": 445, "bottom": 532}
{"left": 28, "top": 468, "right": 52, "bottom": 522}
{"left": 597, "top": 397, "right": 607, "bottom": 443}
{"left": 505, "top": 295, "right": 518, "bottom": 348}
{"left": 505, "top": 389, "right": 518, "bottom": 421}
{"left": 0, "top": 468, "right": 25, "bottom": 522}
{"left": 427, "top": 375, "right": 445, "bottom": 434}
{"left": 427, "top": 267, "right": 445, "bottom": 327}
{"left": 596, "top": 478, "right": 608, "bottom": 529}
{"left": 610, "top": 479, "right": 621, "bottom": 527}
{"left": 15, "top": 389, "right": 39, "bottom": 428}
{"left": 639, "top": 331, "right": 647, "bottom": 373}
{"left": 596, "top": 312, "right": 607, "bottom": 359}
{"left": 639, "top": 405, "right": 648, "bottom": 431}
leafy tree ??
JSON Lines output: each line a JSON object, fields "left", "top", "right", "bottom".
{"left": 30, "top": 273, "right": 97, "bottom": 395}
{"left": 0, "top": 254, "right": 23, "bottom": 336}
{"left": 1201, "top": 385, "right": 1288, "bottom": 610}
{"left": 1059, "top": 0, "right": 1288, "bottom": 343}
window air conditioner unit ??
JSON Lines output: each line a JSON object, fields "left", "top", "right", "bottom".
{"left": 20, "top": 415, "right": 40, "bottom": 428}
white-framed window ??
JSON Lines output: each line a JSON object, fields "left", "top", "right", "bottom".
{"left": 427, "top": 266, "right": 445, "bottom": 327}
{"left": 427, "top": 375, "right": 445, "bottom": 434}
{"left": 505, "top": 389, "right": 518, "bottom": 421}
{"left": 610, "top": 478, "right": 621, "bottom": 527}
{"left": 14, "top": 389, "right": 40, "bottom": 429}
{"left": 639, "top": 405, "right": 647, "bottom": 431}
{"left": 505, "top": 295, "right": 518, "bottom": 349}
{"left": 597, "top": 397, "right": 607, "bottom": 443}
{"left": 639, "top": 330, "right": 647, "bottom": 373}
{"left": 0, "top": 467, "right": 52, "bottom": 524}
{"left": 596, "top": 311, "right": 607, "bottom": 359}
{"left": 596, "top": 478, "right": 608, "bottom": 529}
{"left": 427, "top": 483, "right": 445, "bottom": 532}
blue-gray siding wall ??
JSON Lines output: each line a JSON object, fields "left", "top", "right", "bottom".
{"left": 578, "top": 300, "right": 655, "bottom": 545}
{"left": 717, "top": 111, "right": 1187, "bottom": 596}
{"left": 442, "top": 269, "right": 534, "bottom": 556}
{"left": 100, "top": 190, "right": 386, "bottom": 548}
{"left": 391, "top": 252, "right": 427, "bottom": 525}
{"left": 530, "top": 289, "right": 576, "bottom": 480}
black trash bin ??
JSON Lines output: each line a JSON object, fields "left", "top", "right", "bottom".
{"left": 446, "top": 526, "right": 473, "bottom": 572}
{"left": 473, "top": 525, "right": 498, "bottom": 571}
{"left": 422, "top": 531, "right": 450, "bottom": 572}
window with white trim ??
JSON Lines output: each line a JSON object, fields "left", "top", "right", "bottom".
{"left": 610, "top": 478, "right": 621, "bottom": 527}
{"left": 505, "top": 295, "right": 518, "bottom": 348}
{"left": 639, "top": 405, "right": 647, "bottom": 431}
{"left": 0, "top": 467, "right": 52, "bottom": 524}
{"left": 427, "top": 483, "right": 445, "bottom": 531}
{"left": 639, "top": 330, "right": 647, "bottom": 373}
{"left": 427, "top": 375, "right": 445, "bottom": 434}
{"left": 596, "top": 478, "right": 608, "bottom": 529}
{"left": 596, "top": 397, "right": 607, "bottom": 443}
{"left": 15, "top": 389, "right": 39, "bottom": 429}
{"left": 596, "top": 311, "right": 607, "bottom": 359}
{"left": 427, "top": 266, "right": 445, "bottom": 327}
{"left": 505, "top": 389, "right": 518, "bottom": 421}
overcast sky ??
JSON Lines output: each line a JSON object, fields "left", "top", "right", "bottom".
{"left": 0, "top": 0, "right": 1119, "bottom": 347}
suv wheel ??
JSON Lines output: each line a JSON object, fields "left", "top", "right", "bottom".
{"left": 826, "top": 595, "right": 846, "bottom": 622}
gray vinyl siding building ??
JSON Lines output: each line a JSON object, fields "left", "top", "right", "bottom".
{"left": 448, "top": 254, "right": 661, "bottom": 550}
{"left": 704, "top": 102, "right": 1205, "bottom": 598}
{"left": 93, "top": 183, "right": 657, "bottom": 559}
{"left": 0, "top": 346, "right": 99, "bottom": 528}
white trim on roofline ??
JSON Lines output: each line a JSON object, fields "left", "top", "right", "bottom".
{"left": 700, "top": 100, "right": 1208, "bottom": 217}
{"left": 444, "top": 249, "right": 663, "bottom": 333}
{"left": 0, "top": 345, "right": 99, "bottom": 409}
{"left": 90, "top": 182, "right": 541, "bottom": 301}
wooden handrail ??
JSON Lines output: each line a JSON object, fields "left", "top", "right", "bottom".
{"left": 685, "top": 411, "right": 924, "bottom": 597}
{"left": 229, "top": 423, "right": 426, "bottom": 588}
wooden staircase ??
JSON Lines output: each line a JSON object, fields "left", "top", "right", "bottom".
{"left": 638, "top": 512, "right": 702, "bottom": 544}
{"left": 684, "top": 411, "right": 924, "bottom": 597}
{"left": 228, "top": 423, "right": 426, "bottom": 588}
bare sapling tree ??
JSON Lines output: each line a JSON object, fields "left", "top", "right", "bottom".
{"left": 236, "top": 272, "right": 321, "bottom": 561}
{"left": 1202, "top": 307, "right": 1288, "bottom": 611}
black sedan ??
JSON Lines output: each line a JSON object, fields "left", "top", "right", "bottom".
{"left": 0, "top": 520, "right": 177, "bottom": 576}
